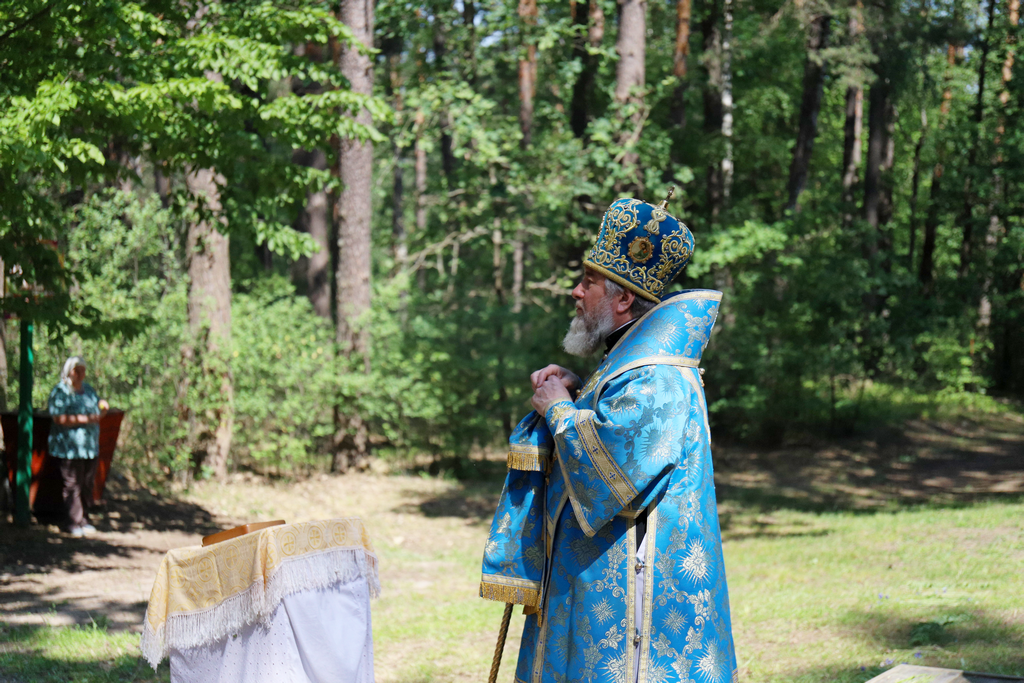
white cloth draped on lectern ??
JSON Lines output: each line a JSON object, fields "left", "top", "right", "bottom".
{"left": 142, "top": 518, "right": 379, "bottom": 683}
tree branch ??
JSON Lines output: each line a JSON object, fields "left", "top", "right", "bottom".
{"left": 0, "top": 1, "right": 62, "bottom": 46}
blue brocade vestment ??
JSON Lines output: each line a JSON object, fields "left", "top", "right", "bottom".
{"left": 480, "top": 290, "right": 737, "bottom": 683}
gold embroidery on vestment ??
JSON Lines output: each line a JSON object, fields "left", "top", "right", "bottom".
{"left": 624, "top": 516, "right": 637, "bottom": 683}
{"left": 638, "top": 504, "right": 659, "bottom": 682}
{"left": 576, "top": 415, "right": 637, "bottom": 509}
{"left": 479, "top": 574, "right": 541, "bottom": 606}
{"left": 554, "top": 441, "right": 596, "bottom": 537}
{"left": 592, "top": 356, "right": 700, "bottom": 408}
{"left": 508, "top": 444, "right": 546, "bottom": 471}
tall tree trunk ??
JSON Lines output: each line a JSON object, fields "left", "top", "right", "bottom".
{"left": 0, "top": 259, "right": 6, "bottom": 411}
{"left": 414, "top": 111, "right": 428, "bottom": 235}
{"left": 388, "top": 53, "right": 407, "bottom": 271}
{"left": 861, "top": 74, "right": 893, "bottom": 327}
{"left": 615, "top": 0, "right": 647, "bottom": 189}
{"left": 669, "top": 0, "right": 692, "bottom": 130}
{"left": 785, "top": 14, "right": 831, "bottom": 212}
{"left": 291, "top": 42, "right": 332, "bottom": 319}
{"left": 492, "top": 225, "right": 512, "bottom": 437}
{"left": 702, "top": 0, "right": 723, "bottom": 220}
{"left": 413, "top": 109, "right": 428, "bottom": 295}
{"left": 155, "top": 163, "right": 172, "bottom": 209}
{"left": 519, "top": 0, "right": 538, "bottom": 148}
{"left": 841, "top": 2, "right": 864, "bottom": 227}
{"left": 720, "top": 0, "right": 734, "bottom": 204}
{"left": 979, "top": 0, "right": 1018, "bottom": 333}
{"left": 998, "top": 0, "right": 1018, "bottom": 122}
{"left": 569, "top": 0, "right": 605, "bottom": 138}
{"left": 393, "top": 149, "right": 407, "bottom": 268}
{"left": 919, "top": 42, "right": 959, "bottom": 293}
{"left": 294, "top": 148, "right": 332, "bottom": 318}
{"left": 333, "top": 0, "right": 375, "bottom": 473}
{"left": 434, "top": 21, "right": 456, "bottom": 182}
{"left": 907, "top": 106, "right": 927, "bottom": 271}
{"left": 958, "top": 0, "right": 997, "bottom": 278}
{"left": 863, "top": 78, "right": 892, "bottom": 245}
{"left": 464, "top": 0, "right": 477, "bottom": 83}
{"left": 841, "top": 87, "right": 863, "bottom": 222}
{"left": 512, "top": 225, "right": 525, "bottom": 342}
{"left": 185, "top": 167, "right": 233, "bottom": 480}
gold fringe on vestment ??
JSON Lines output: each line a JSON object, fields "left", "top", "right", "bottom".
{"left": 507, "top": 446, "right": 546, "bottom": 472}
{"left": 479, "top": 580, "right": 541, "bottom": 607}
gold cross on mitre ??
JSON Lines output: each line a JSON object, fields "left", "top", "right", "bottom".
{"left": 657, "top": 186, "right": 676, "bottom": 210}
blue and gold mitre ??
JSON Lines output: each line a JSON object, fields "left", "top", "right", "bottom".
{"left": 584, "top": 196, "right": 695, "bottom": 302}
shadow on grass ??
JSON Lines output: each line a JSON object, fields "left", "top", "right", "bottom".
{"left": 0, "top": 622, "right": 169, "bottom": 683}
{"left": 392, "top": 480, "right": 501, "bottom": 524}
{"left": 770, "top": 610, "right": 1019, "bottom": 683}
{"left": 413, "top": 456, "right": 508, "bottom": 482}
{"left": 714, "top": 411, "right": 1024, "bottom": 520}
{"left": 829, "top": 606, "right": 1024, "bottom": 679}
{"left": 0, "top": 479, "right": 223, "bottom": 630}
{"left": 1, "top": 479, "right": 219, "bottom": 577}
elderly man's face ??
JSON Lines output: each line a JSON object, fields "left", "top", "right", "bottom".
{"left": 571, "top": 267, "right": 611, "bottom": 319}
{"left": 563, "top": 268, "right": 618, "bottom": 357}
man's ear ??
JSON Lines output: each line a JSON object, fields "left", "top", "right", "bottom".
{"left": 615, "top": 289, "right": 635, "bottom": 315}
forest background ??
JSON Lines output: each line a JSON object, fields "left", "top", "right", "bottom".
{"left": 1, "top": 0, "right": 1022, "bottom": 486}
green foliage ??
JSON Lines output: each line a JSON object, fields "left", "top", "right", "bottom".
{"left": 231, "top": 277, "right": 336, "bottom": 470}
{"left": 0, "top": 0, "right": 385, "bottom": 327}
{"left": 4, "top": 0, "right": 1024, "bottom": 481}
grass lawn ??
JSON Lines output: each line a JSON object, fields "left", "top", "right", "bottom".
{"left": 722, "top": 500, "right": 1024, "bottom": 681}
{"left": 2, "top": 409, "right": 1022, "bottom": 682}
{"left": 0, "top": 622, "right": 169, "bottom": 682}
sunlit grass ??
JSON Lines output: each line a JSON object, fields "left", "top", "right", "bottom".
{"left": 726, "top": 501, "right": 1024, "bottom": 682}
{"left": 3, "top": 478, "right": 1021, "bottom": 682}
{"left": 0, "top": 621, "right": 168, "bottom": 683}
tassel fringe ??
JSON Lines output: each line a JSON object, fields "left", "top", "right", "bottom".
{"left": 141, "top": 546, "right": 379, "bottom": 671}
{"left": 479, "top": 580, "right": 540, "bottom": 607}
{"left": 507, "top": 447, "right": 547, "bottom": 472}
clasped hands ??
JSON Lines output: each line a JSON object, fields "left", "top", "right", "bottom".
{"left": 530, "top": 365, "right": 582, "bottom": 416}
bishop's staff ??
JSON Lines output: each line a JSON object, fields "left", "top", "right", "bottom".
{"left": 487, "top": 603, "right": 514, "bottom": 683}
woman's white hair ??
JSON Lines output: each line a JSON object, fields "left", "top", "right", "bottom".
{"left": 60, "top": 356, "right": 86, "bottom": 387}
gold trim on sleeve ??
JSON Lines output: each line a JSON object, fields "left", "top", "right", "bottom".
{"left": 637, "top": 503, "right": 659, "bottom": 683}
{"left": 508, "top": 444, "right": 546, "bottom": 471}
{"left": 479, "top": 574, "right": 542, "bottom": 607}
{"left": 576, "top": 415, "right": 638, "bottom": 508}
{"left": 554, "top": 443, "right": 597, "bottom": 537}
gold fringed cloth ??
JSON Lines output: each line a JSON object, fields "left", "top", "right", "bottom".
{"left": 479, "top": 411, "right": 550, "bottom": 609}
{"left": 141, "top": 517, "right": 380, "bottom": 670}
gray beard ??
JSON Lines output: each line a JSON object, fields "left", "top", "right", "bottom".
{"left": 562, "top": 301, "right": 617, "bottom": 357}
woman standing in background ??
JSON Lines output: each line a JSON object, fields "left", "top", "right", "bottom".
{"left": 48, "top": 356, "right": 108, "bottom": 537}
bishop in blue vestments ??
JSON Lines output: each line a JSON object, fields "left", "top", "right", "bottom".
{"left": 480, "top": 196, "right": 738, "bottom": 683}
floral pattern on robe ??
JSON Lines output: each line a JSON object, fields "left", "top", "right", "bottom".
{"left": 481, "top": 290, "right": 737, "bottom": 683}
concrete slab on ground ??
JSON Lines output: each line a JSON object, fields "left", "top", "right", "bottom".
{"left": 867, "top": 665, "right": 1024, "bottom": 683}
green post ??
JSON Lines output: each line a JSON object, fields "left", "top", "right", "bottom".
{"left": 15, "top": 319, "right": 33, "bottom": 527}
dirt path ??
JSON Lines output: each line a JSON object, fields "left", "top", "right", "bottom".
{"left": 0, "top": 482, "right": 225, "bottom": 632}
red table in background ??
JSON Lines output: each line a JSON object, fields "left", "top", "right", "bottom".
{"left": 1, "top": 410, "right": 124, "bottom": 516}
